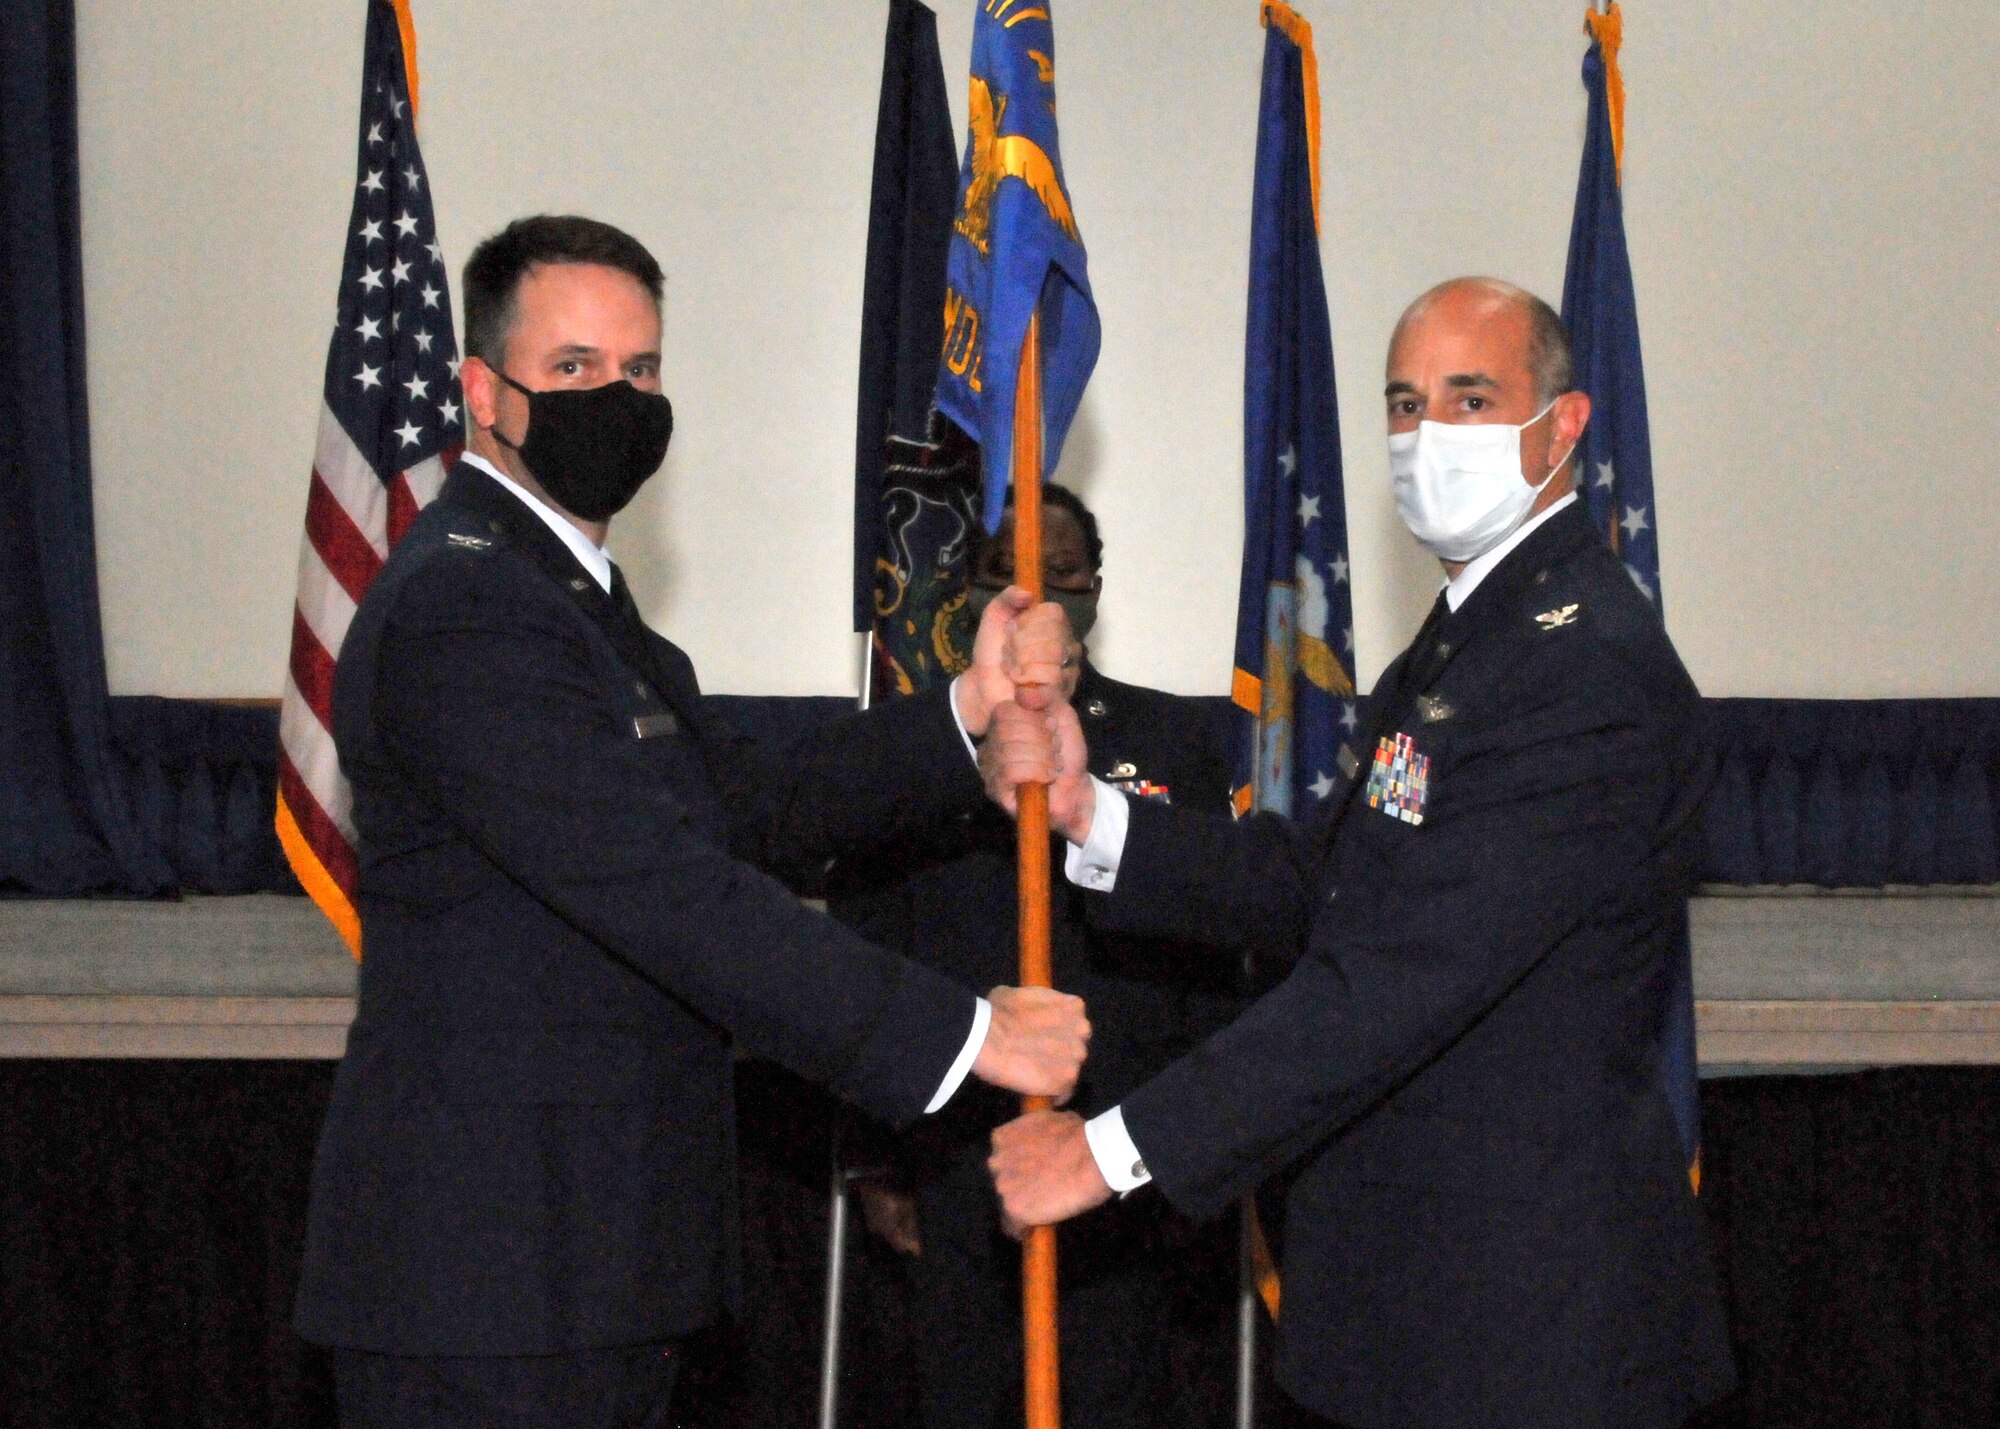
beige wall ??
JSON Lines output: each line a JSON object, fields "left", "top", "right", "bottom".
{"left": 79, "top": 2, "right": 1998, "bottom": 699}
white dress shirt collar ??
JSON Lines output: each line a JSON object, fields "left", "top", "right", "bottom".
{"left": 1442, "top": 490, "right": 1578, "bottom": 613}
{"left": 461, "top": 452, "right": 614, "bottom": 594}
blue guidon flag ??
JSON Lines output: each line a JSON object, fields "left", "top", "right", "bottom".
{"left": 1232, "top": 2, "right": 1354, "bottom": 822}
{"left": 1560, "top": 2, "right": 1702, "bottom": 1187}
{"left": 933, "top": 0, "right": 1099, "bottom": 532}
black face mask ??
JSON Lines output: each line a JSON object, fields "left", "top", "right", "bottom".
{"left": 493, "top": 371, "right": 674, "bottom": 521}
{"left": 966, "top": 580, "right": 1099, "bottom": 643}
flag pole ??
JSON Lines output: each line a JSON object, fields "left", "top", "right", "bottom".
{"left": 1011, "top": 311, "right": 1061, "bottom": 1429}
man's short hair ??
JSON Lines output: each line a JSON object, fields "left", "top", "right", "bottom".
{"left": 461, "top": 216, "right": 665, "bottom": 367}
{"left": 981, "top": 482, "right": 1104, "bottom": 573}
{"left": 1520, "top": 291, "right": 1576, "bottom": 406}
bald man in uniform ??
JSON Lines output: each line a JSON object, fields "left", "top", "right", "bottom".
{"left": 985, "top": 278, "right": 1735, "bottom": 1429}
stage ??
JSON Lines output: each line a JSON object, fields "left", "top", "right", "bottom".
{"left": 4, "top": 892, "right": 1997, "bottom": 1427}
{"left": 6, "top": 889, "right": 1996, "bottom": 1068}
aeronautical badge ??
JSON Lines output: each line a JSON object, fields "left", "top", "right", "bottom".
{"left": 1105, "top": 763, "right": 1171, "bottom": 803}
{"left": 1363, "top": 733, "right": 1430, "bottom": 826}
{"left": 445, "top": 532, "right": 493, "bottom": 551}
{"left": 1534, "top": 603, "right": 1581, "bottom": 630}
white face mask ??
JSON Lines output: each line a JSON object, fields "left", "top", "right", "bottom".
{"left": 1388, "top": 398, "right": 1570, "bottom": 563}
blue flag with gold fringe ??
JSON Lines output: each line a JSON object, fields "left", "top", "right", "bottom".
{"left": 1562, "top": 5, "right": 1661, "bottom": 606}
{"left": 1560, "top": 2, "right": 1702, "bottom": 1182}
{"left": 933, "top": 0, "right": 1099, "bottom": 532}
{"left": 1232, "top": 3, "right": 1354, "bottom": 822}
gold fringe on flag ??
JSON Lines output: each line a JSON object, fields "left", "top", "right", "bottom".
{"left": 390, "top": 0, "right": 421, "bottom": 119}
{"left": 1586, "top": 2, "right": 1626, "bottom": 179}
{"left": 277, "top": 793, "right": 362, "bottom": 959}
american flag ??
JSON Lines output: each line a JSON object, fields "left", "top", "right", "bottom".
{"left": 277, "top": 0, "right": 461, "bottom": 957}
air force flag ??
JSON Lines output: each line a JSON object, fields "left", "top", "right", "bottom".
{"left": 934, "top": 0, "right": 1099, "bottom": 532}
{"left": 1560, "top": 3, "right": 1701, "bottom": 1183}
{"left": 1562, "top": 4, "right": 1661, "bottom": 608}
{"left": 1233, "top": 3, "right": 1354, "bottom": 821}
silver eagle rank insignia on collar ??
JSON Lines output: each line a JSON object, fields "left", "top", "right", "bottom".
{"left": 1534, "top": 603, "right": 1581, "bottom": 630}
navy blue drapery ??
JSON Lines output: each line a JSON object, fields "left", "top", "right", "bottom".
{"left": 0, "top": 0, "right": 171, "bottom": 894}
{"left": 1703, "top": 698, "right": 1999, "bottom": 887}
{"left": 114, "top": 694, "right": 1998, "bottom": 896}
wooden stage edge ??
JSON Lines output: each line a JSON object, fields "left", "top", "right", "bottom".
{"left": 2, "top": 890, "right": 1997, "bottom": 1066}
{"left": 5, "top": 995, "right": 1999, "bottom": 1067}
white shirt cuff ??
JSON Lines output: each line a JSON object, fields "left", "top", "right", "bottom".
{"left": 925, "top": 994, "right": 991, "bottom": 1113}
{"left": 948, "top": 674, "right": 980, "bottom": 764}
{"left": 1062, "top": 778, "right": 1129, "bottom": 891}
{"left": 1085, "top": 1104, "right": 1152, "bottom": 1194}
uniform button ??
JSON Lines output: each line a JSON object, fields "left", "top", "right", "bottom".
{"left": 1436, "top": 641, "right": 1453, "bottom": 657}
{"left": 1085, "top": 698, "right": 1109, "bottom": 718}
{"left": 633, "top": 680, "right": 650, "bottom": 698}
{"left": 1326, "top": 888, "right": 1339, "bottom": 903}
{"left": 488, "top": 519, "right": 504, "bottom": 535}
{"left": 1534, "top": 570, "right": 1550, "bottom": 585}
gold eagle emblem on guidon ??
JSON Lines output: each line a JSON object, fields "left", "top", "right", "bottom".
{"left": 954, "top": 75, "right": 1080, "bottom": 256}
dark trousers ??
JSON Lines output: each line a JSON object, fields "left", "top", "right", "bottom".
{"left": 332, "top": 1341, "right": 681, "bottom": 1429}
{"left": 905, "top": 1126, "right": 1168, "bottom": 1429}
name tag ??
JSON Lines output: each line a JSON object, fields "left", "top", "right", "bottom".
{"left": 632, "top": 712, "right": 679, "bottom": 740}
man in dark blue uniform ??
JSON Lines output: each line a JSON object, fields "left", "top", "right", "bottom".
{"left": 986, "top": 278, "right": 1735, "bottom": 1428}
{"left": 293, "top": 216, "right": 1091, "bottom": 1429}
{"left": 835, "top": 485, "right": 1234, "bottom": 1429}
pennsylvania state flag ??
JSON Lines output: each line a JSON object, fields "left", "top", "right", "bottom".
{"left": 1233, "top": 3, "right": 1354, "bottom": 822}
{"left": 934, "top": 0, "right": 1099, "bottom": 532}
{"left": 1559, "top": 2, "right": 1702, "bottom": 1184}
{"left": 852, "top": 0, "right": 983, "bottom": 698}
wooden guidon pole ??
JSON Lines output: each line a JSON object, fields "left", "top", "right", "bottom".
{"left": 1011, "top": 312, "right": 1060, "bottom": 1429}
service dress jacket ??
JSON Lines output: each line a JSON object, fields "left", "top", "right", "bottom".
{"left": 1096, "top": 504, "right": 1736, "bottom": 1429}
{"left": 295, "top": 464, "right": 983, "bottom": 1357}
